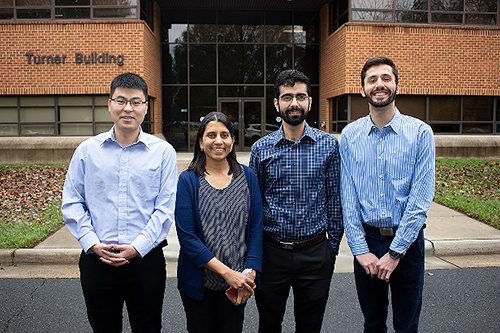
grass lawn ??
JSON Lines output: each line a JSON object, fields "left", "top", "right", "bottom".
{"left": 0, "top": 159, "right": 499, "bottom": 249}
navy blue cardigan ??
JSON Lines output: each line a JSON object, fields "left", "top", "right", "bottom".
{"left": 175, "top": 165, "right": 263, "bottom": 300}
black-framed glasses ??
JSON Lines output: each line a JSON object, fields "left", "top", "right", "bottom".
{"left": 279, "top": 93, "right": 309, "bottom": 102}
{"left": 110, "top": 97, "right": 147, "bottom": 108}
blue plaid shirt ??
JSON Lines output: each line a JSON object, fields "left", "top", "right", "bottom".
{"left": 249, "top": 123, "right": 343, "bottom": 254}
{"left": 340, "top": 109, "right": 435, "bottom": 256}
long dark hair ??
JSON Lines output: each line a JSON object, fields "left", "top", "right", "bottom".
{"left": 188, "top": 111, "right": 241, "bottom": 177}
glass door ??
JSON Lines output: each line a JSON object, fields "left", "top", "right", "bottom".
{"left": 219, "top": 98, "right": 264, "bottom": 151}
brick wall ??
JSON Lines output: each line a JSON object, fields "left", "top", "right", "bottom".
{"left": 0, "top": 15, "right": 163, "bottom": 134}
{"left": 319, "top": 5, "right": 500, "bottom": 132}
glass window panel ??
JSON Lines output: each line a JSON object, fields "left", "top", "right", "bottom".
{"left": 330, "top": 99, "right": 337, "bottom": 121}
{"left": 429, "top": 96, "right": 460, "bottom": 121}
{"left": 266, "top": 44, "right": 293, "bottom": 84}
{"left": 395, "top": 95, "right": 426, "bottom": 120}
{"left": 17, "top": 8, "right": 51, "bottom": 19}
{"left": 189, "top": 44, "right": 216, "bottom": 84}
{"left": 0, "top": 124, "right": 18, "bottom": 136}
{"left": 15, "top": 0, "right": 50, "bottom": 5}
{"left": 396, "top": 0, "right": 428, "bottom": 10}
{"left": 218, "top": 86, "right": 264, "bottom": 97}
{"left": 294, "top": 44, "right": 319, "bottom": 84}
{"left": 93, "top": 0, "right": 136, "bottom": 5}
{"left": 294, "top": 11, "right": 319, "bottom": 44}
{"left": 431, "top": 0, "right": 463, "bottom": 11}
{"left": 60, "top": 123, "right": 93, "bottom": 135}
{"left": 55, "top": 0, "right": 89, "bottom": 5}
{"left": 163, "top": 44, "right": 187, "bottom": 84}
{"left": 95, "top": 123, "right": 112, "bottom": 134}
{"left": 168, "top": 24, "right": 188, "bottom": 43}
{"left": 0, "top": 0, "right": 13, "bottom": 5}
{"left": 465, "top": 14, "right": 497, "bottom": 25}
{"left": 21, "top": 124, "right": 54, "bottom": 135}
{"left": 93, "top": 8, "right": 136, "bottom": 19}
{"left": 463, "top": 97, "right": 493, "bottom": 121}
{"left": 20, "top": 97, "right": 54, "bottom": 122}
{"left": 338, "top": 96, "right": 348, "bottom": 121}
{"left": 55, "top": 8, "right": 90, "bottom": 19}
{"left": 266, "top": 25, "right": 293, "bottom": 43}
{"left": 163, "top": 86, "right": 188, "bottom": 151}
{"left": 462, "top": 123, "right": 492, "bottom": 133}
{"left": 0, "top": 9, "right": 14, "bottom": 20}
{"left": 430, "top": 124, "right": 460, "bottom": 133}
{"left": 352, "top": 10, "right": 393, "bottom": 21}
{"left": 190, "top": 86, "right": 216, "bottom": 149}
{"left": 218, "top": 44, "right": 264, "bottom": 84}
{"left": 307, "top": 86, "right": 319, "bottom": 127}
{"left": 351, "top": 95, "right": 370, "bottom": 120}
{"left": 218, "top": 25, "right": 263, "bottom": 43}
{"left": 21, "top": 96, "right": 54, "bottom": 107}
{"left": 396, "top": 11, "right": 428, "bottom": 23}
{"left": 189, "top": 24, "right": 217, "bottom": 43}
{"left": 59, "top": 96, "right": 92, "bottom": 122}
{"left": 352, "top": 0, "right": 393, "bottom": 9}
{"left": 465, "top": 0, "right": 497, "bottom": 12}
{"left": 0, "top": 107, "right": 18, "bottom": 122}
{"left": 432, "top": 13, "right": 463, "bottom": 24}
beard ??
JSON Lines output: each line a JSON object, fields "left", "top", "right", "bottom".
{"left": 365, "top": 87, "right": 397, "bottom": 108}
{"left": 280, "top": 106, "right": 309, "bottom": 126}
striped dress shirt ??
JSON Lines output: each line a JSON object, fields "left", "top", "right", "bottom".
{"left": 250, "top": 123, "right": 343, "bottom": 254}
{"left": 340, "top": 109, "right": 435, "bottom": 256}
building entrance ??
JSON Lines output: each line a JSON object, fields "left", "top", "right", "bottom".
{"left": 219, "top": 98, "right": 265, "bottom": 151}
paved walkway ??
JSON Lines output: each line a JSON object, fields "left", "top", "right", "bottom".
{"left": 1, "top": 153, "right": 499, "bottom": 278}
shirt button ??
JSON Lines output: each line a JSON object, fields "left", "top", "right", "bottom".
{"left": 379, "top": 138, "right": 383, "bottom": 142}
{"left": 382, "top": 212, "right": 386, "bottom": 216}
{"left": 380, "top": 193, "right": 384, "bottom": 197}
{"left": 378, "top": 156, "right": 382, "bottom": 160}
{"left": 379, "top": 175, "right": 383, "bottom": 179}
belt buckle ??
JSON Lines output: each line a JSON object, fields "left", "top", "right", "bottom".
{"left": 380, "top": 228, "right": 394, "bottom": 237}
{"left": 281, "top": 241, "right": 295, "bottom": 250}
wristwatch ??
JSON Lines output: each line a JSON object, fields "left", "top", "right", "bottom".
{"left": 389, "top": 249, "right": 404, "bottom": 260}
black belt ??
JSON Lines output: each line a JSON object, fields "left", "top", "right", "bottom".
{"left": 263, "top": 233, "right": 326, "bottom": 250}
{"left": 362, "top": 223, "right": 426, "bottom": 237}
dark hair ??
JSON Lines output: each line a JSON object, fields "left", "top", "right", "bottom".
{"left": 274, "top": 69, "right": 311, "bottom": 99}
{"left": 360, "top": 56, "right": 399, "bottom": 87}
{"left": 188, "top": 111, "right": 241, "bottom": 177}
{"left": 109, "top": 73, "right": 148, "bottom": 99}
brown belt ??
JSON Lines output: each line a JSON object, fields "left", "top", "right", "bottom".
{"left": 263, "top": 232, "right": 327, "bottom": 250}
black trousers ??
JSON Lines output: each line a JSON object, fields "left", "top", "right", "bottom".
{"left": 255, "top": 238, "right": 336, "bottom": 333}
{"left": 180, "top": 288, "right": 246, "bottom": 333}
{"left": 79, "top": 244, "right": 166, "bottom": 333}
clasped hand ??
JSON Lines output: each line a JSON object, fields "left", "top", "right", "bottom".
{"left": 91, "top": 243, "right": 139, "bottom": 267}
{"left": 224, "top": 270, "right": 256, "bottom": 306}
{"left": 355, "top": 252, "right": 400, "bottom": 283}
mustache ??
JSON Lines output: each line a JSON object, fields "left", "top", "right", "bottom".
{"left": 286, "top": 106, "right": 305, "bottom": 113}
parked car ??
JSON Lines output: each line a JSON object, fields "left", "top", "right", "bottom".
{"left": 244, "top": 123, "right": 280, "bottom": 144}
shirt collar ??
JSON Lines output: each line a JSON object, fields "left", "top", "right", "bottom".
{"left": 275, "top": 122, "right": 317, "bottom": 145}
{"left": 365, "top": 107, "right": 402, "bottom": 136}
{"left": 100, "top": 126, "right": 150, "bottom": 149}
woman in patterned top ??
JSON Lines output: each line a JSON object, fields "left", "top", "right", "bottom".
{"left": 175, "top": 111, "right": 263, "bottom": 333}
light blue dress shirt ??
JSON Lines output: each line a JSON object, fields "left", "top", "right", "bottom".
{"left": 340, "top": 109, "right": 435, "bottom": 256}
{"left": 62, "top": 127, "right": 178, "bottom": 257}
{"left": 250, "top": 123, "right": 343, "bottom": 253}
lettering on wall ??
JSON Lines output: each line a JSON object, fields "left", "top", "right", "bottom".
{"left": 24, "top": 52, "right": 125, "bottom": 66}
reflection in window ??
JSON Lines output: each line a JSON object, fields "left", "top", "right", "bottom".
{"left": 17, "top": 9, "right": 51, "bottom": 19}
{"left": 465, "top": 0, "right": 497, "bottom": 11}
{"left": 218, "top": 25, "right": 263, "bottom": 43}
{"left": 218, "top": 44, "right": 264, "bottom": 84}
{"left": 168, "top": 24, "right": 188, "bottom": 43}
{"left": 219, "top": 86, "right": 264, "bottom": 97}
{"left": 466, "top": 14, "right": 496, "bottom": 25}
{"left": 58, "top": 96, "right": 92, "bottom": 122}
{"left": 266, "top": 45, "right": 293, "bottom": 84}
{"left": 430, "top": 124, "right": 460, "bottom": 133}
{"left": 352, "top": 10, "right": 393, "bottom": 21}
{"left": 294, "top": 44, "right": 319, "bottom": 84}
{"left": 429, "top": 96, "right": 460, "bottom": 121}
{"left": 462, "top": 123, "right": 492, "bottom": 133}
{"left": 190, "top": 44, "right": 216, "bottom": 84}
{"left": 431, "top": 0, "right": 463, "bottom": 11}
{"left": 396, "top": 11, "right": 428, "bottom": 23}
{"left": 352, "top": 0, "right": 393, "bottom": 9}
{"left": 190, "top": 24, "right": 217, "bottom": 43}
{"left": 396, "top": 0, "right": 428, "bottom": 10}
{"left": 463, "top": 97, "right": 493, "bottom": 121}
{"left": 395, "top": 95, "right": 426, "bottom": 120}
{"left": 93, "top": 8, "right": 136, "bottom": 18}
{"left": 266, "top": 25, "right": 293, "bottom": 43}
{"left": 92, "top": 0, "right": 136, "bottom": 5}
{"left": 163, "top": 44, "right": 187, "bottom": 84}
{"left": 432, "top": 13, "right": 462, "bottom": 23}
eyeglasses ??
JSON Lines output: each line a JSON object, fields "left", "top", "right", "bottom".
{"left": 279, "top": 93, "right": 309, "bottom": 102}
{"left": 110, "top": 97, "right": 147, "bottom": 108}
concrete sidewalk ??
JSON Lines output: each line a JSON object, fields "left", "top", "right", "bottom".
{"left": 1, "top": 153, "right": 500, "bottom": 277}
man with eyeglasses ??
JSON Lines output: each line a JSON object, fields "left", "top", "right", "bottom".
{"left": 62, "top": 73, "right": 178, "bottom": 332}
{"left": 250, "top": 69, "right": 343, "bottom": 333}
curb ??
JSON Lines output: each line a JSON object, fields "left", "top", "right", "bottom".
{"left": 429, "top": 239, "right": 500, "bottom": 256}
{"left": 0, "top": 248, "right": 180, "bottom": 265}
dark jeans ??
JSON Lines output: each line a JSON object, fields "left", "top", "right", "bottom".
{"left": 180, "top": 288, "right": 246, "bottom": 333}
{"left": 255, "top": 238, "right": 335, "bottom": 333}
{"left": 79, "top": 244, "right": 166, "bottom": 333}
{"left": 354, "top": 229, "right": 425, "bottom": 333}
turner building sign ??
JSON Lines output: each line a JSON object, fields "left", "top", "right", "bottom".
{"left": 24, "top": 52, "right": 125, "bottom": 66}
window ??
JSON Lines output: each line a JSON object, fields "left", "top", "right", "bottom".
{"left": 0, "top": 95, "right": 157, "bottom": 136}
